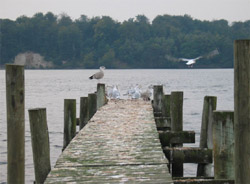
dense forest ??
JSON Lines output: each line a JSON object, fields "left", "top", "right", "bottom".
{"left": 0, "top": 12, "right": 250, "bottom": 69}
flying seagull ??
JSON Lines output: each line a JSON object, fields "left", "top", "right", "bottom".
{"left": 165, "top": 49, "right": 219, "bottom": 67}
{"left": 179, "top": 56, "right": 203, "bottom": 67}
{"left": 89, "top": 66, "right": 105, "bottom": 80}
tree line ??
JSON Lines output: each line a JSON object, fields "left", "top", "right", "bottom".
{"left": 0, "top": 12, "right": 250, "bottom": 68}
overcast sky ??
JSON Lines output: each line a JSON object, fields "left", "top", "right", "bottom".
{"left": 1, "top": 0, "right": 250, "bottom": 23}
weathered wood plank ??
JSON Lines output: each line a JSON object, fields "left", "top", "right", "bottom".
{"left": 173, "top": 179, "right": 234, "bottom": 184}
{"left": 45, "top": 100, "right": 172, "bottom": 183}
{"left": 163, "top": 147, "right": 212, "bottom": 164}
{"left": 159, "top": 131, "right": 195, "bottom": 147}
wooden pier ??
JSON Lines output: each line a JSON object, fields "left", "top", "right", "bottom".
{"left": 45, "top": 100, "right": 173, "bottom": 183}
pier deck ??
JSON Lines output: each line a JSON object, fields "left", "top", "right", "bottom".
{"left": 45, "top": 100, "right": 173, "bottom": 183}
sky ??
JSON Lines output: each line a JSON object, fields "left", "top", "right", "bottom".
{"left": 1, "top": 0, "right": 250, "bottom": 23}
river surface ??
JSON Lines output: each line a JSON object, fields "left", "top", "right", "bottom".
{"left": 0, "top": 69, "right": 233, "bottom": 183}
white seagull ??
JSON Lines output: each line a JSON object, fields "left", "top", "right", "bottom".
{"left": 179, "top": 56, "right": 203, "bottom": 67}
{"left": 89, "top": 66, "right": 105, "bottom": 80}
{"left": 107, "top": 85, "right": 120, "bottom": 99}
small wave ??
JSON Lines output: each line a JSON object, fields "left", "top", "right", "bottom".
{"left": 0, "top": 161, "right": 7, "bottom": 165}
{"left": 190, "top": 112, "right": 200, "bottom": 116}
{"left": 49, "top": 131, "right": 63, "bottom": 135}
{"left": 53, "top": 145, "right": 62, "bottom": 148}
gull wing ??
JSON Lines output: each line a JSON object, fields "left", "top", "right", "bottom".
{"left": 194, "top": 56, "right": 203, "bottom": 60}
{"left": 179, "top": 58, "right": 191, "bottom": 62}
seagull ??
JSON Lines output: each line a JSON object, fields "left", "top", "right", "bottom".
{"left": 140, "top": 85, "right": 153, "bottom": 101}
{"left": 89, "top": 66, "right": 105, "bottom": 80}
{"left": 107, "top": 85, "right": 120, "bottom": 99}
{"left": 132, "top": 86, "right": 141, "bottom": 99}
{"left": 179, "top": 56, "right": 203, "bottom": 67}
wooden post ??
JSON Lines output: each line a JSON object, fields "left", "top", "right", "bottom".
{"left": 162, "top": 94, "right": 171, "bottom": 117}
{"left": 29, "top": 108, "right": 51, "bottom": 184}
{"left": 213, "top": 111, "right": 234, "bottom": 180}
{"left": 6, "top": 64, "right": 25, "bottom": 184}
{"left": 197, "top": 96, "right": 217, "bottom": 177}
{"left": 79, "top": 97, "right": 89, "bottom": 130}
{"left": 153, "top": 85, "right": 163, "bottom": 117}
{"left": 88, "top": 93, "right": 97, "bottom": 120}
{"left": 170, "top": 91, "right": 183, "bottom": 177}
{"left": 234, "top": 39, "right": 250, "bottom": 184}
{"left": 97, "top": 83, "right": 106, "bottom": 109}
{"left": 63, "top": 99, "right": 76, "bottom": 151}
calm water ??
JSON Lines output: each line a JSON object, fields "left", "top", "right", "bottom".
{"left": 0, "top": 69, "right": 233, "bottom": 183}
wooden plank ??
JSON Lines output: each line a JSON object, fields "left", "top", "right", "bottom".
{"left": 173, "top": 179, "right": 234, "bottom": 184}
{"left": 45, "top": 100, "right": 172, "bottom": 183}
{"left": 159, "top": 131, "right": 195, "bottom": 146}
{"left": 163, "top": 147, "right": 212, "bottom": 164}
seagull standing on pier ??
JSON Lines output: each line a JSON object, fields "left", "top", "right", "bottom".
{"left": 89, "top": 66, "right": 105, "bottom": 81}
{"left": 179, "top": 56, "right": 203, "bottom": 67}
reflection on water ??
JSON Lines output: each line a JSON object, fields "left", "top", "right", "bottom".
{"left": 0, "top": 69, "right": 233, "bottom": 183}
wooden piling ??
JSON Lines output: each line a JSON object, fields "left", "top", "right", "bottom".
{"left": 63, "top": 99, "right": 76, "bottom": 151}
{"left": 6, "top": 64, "right": 25, "bottom": 184}
{"left": 197, "top": 96, "right": 217, "bottom": 177}
{"left": 153, "top": 85, "right": 163, "bottom": 117}
{"left": 213, "top": 111, "right": 234, "bottom": 180}
{"left": 88, "top": 93, "right": 97, "bottom": 120}
{"left": 79, "top": 97, "right": 89, "bottom": 130}
{"left": 29, "top": 108, "right": 51, "bottom": 184}
{"left": 234, "top": 39, "right": 250, "bottom": 184}
{"left": 170, "top": 91, "right": 183, "bottom": 131}
{"left": 97, "top": 83, "right": 106, "bottom": 109}
{"left": 170, "top": 91, "right": 183, "bottom": 177}
{"left": 162, "top": 94, "right": 171, "bottom": 117}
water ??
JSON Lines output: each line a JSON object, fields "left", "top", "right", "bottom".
{"left": 0, "top": 69, "right": 233, "bottom": 183}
